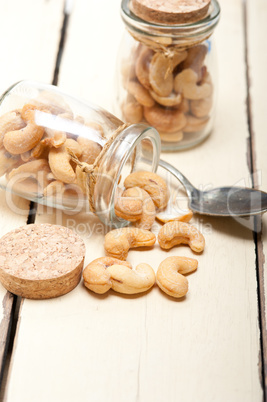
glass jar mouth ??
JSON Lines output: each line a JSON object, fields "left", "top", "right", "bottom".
{"left": 121, "top": 0, "right": 220, "bottom": 40}
{"left": 94, "top": 123, "right": 161, "bottom": 228}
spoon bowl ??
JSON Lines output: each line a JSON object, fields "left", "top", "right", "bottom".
{"left": 159, "top": 160, "right": 267, "bottom": 217}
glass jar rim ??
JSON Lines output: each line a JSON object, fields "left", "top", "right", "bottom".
{"left": 121, "top": 0, "right": 220, "bottom": 40}
{"left": 94, "top": 123, "right": 161, "bottom": 228}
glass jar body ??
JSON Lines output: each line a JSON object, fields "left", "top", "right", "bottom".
{"left": 115, "top": 0, "right": 220, "bottom": 151}
{"left": 0, "top": 81, "right": 160, "bottom": 227}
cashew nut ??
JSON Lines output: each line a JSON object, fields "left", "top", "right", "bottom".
{"left": 159, "top": 131, "right": 183, "bottom": 143}
{"left": 77, "top": 137, "right": 102, "bottom": 165}
{"left": 177, "top": 98, "right": 190, "bottom": 114}
{"left": 3, "top": 104, "right": 46, "bottom": 155}
{"left": 181, "top": 45, "right": 208, "bottom": 78}
{"left": 124, "top": 171, "right": 169, "bottom": 209}
{"left": 190, "top": 96, "right": 213, "bottom": 118}
{"left": 149, "top": 90, "right": 182, "bottom": 107}
{"left": 115, "top": 189, "right": 143, "bottom": 222}
{"left": 144, "top": 104, "right": 187, "bottom": 133}
{"left": 127, "top": 81, "right": 155, "bottom": 107}
{"left": 48, "top": 139, "right": 81, "bottom": 184}
{"left": 83, "top": 257, "right": 131, "bottom": 294}
{"left": 32, "top": 91, "right": 73, "bottom": 116}
{"left": 0, "top": 110, "right": 25, "bottom": 148}
{"left": 149, "top": 51, "right": 187, "bottom": 97}
{"left": 106, "top": 263, "right": 155, "bottom": 294}
{"left": 8, "top": 159, "right": 51, "bottom": 193}
{"left": 31, "top": 131, "right": 67, "bottom": 159}
{"left": 135, "top": 46, "right": 154, "bottom": 89}
{"left": 0, "top": 148, "right": 20, "bottom": 176}
{"left": 174, "top": 68, "right": 212, "bottom": 100}
{"left": 156, "top": 256, "right": 198, "bottom": 298}
{"left": 156, "top": 209, "right": 193, "bottom": 224}
{"left": 104, "top": 227, "right": 156, "bottom": 260}
{"left": 84, "top": 120, "right": 105, "bottom": 138}
{"left": 21, "top": 151, "right": 33, "bottom": 162}
{"left": 122, "top": 186, "right": 156, "bottom": 230}
{"left": 43, "top": 180, "right": 65, "bottom": 197}
{"left": 83, "top": 257, "right": 155, "bottom": 295}
{"left": 122, "top": 99, "right": 143, "bottom": 124}
{"left": 183, "top": 115, "right": 209, "bottom": 133}
{"left": 158, "top": 221, "right": 205, "bottom": 253}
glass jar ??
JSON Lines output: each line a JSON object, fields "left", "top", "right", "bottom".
{"left": 115, "top": 0, "right": 220, "bottom": 151}
{"left": 0, "top": 80, "right": 160, "bottom": 227}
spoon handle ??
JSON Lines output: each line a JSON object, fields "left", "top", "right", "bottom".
{"left": 158, "top": 159, "right": 195, "bottom": 198}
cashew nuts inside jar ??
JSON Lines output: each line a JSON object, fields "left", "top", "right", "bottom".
{"left": 115, "top": 0, "right": 221, "bottom": 151}
{"left": 0, "top": 80, "right": 161, "bottom": 227}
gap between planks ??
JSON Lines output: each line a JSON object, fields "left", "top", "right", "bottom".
{"left": 243, "top": 0, "right": 267, "bottom": 399}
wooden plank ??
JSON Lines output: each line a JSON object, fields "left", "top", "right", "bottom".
{"left": 0, "top": 0, "right": 66, "bottom": 394}
{"left": 4, "top": 0, "right": 263, "bottom": 401}
{"left": 57, "top": 0, "right": 123, "bottom": 110}
{"left": 246, "top": 0, "right": 267, "bottom": 393}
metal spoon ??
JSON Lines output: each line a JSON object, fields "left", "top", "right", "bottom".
{"left": 159, "top": 159, "right": 267, "bottom": 217}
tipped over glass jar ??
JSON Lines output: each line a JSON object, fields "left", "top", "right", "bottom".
{"left": 0, "top": 80, "right": 160, "bottom": 227}
{"left": 115, "top": 0, "right": 221, "bottom": 151}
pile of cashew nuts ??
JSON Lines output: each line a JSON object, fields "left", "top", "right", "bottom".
{"left": 121, "top": 43, "right": 213, "bottom": 143}
{"left": 83, "top": 170, "right": 205, "bottom": 299}
{"left": 0, "top": 97, "right": 103, "bottom": 199}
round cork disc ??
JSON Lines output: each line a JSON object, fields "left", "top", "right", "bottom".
{"left": 0, "top": 224, "right": 86, "bottom": 299}
{"left": 130, "top": 0, "right": 211, "bottom": 24}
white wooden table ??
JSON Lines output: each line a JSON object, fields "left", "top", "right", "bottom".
{"left": 0, "top": 0, "right": 266, "bottom": 401}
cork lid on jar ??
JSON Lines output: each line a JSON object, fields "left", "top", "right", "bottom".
{"left": 130, "top": 0, "right": 211, "bottom": 25}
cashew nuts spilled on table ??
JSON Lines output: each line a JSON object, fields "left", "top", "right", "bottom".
{"left": 107, "top": 263, "right": 155, "bottom": 294}
{"left": 83, "top": 257, "right": 132, "bottom": 294}
{"left": 83, "top": 257, "right": 155, "bottom": 295}
{"left": 104, "top": 227, "right": 156, "bottom": 260}
{"left": 114, "top": 190, "right": 143, "bottom": 222}
{"left": 156, "top": 209, "right": 193, "bottom": 224}
{"left": 158, "top": 221, "right": 205, "bottom": 253}
{"left": 122, "top": 186, "right": 156, "bottom": 230}
{"left": 124, "top": 171, "right": 169, "bottom": 209}
{"left": 156, "top": 256, "right": 198, "bottom": 298}
{"left": 3, "top": 104, "right": 45, "bottom": 154}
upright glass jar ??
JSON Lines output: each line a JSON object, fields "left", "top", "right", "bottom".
{"left": 115, "top": 0, "right": 220, "bottom": 151}
{"left": 0, "top": 80, "right": 160, "bottom": 227}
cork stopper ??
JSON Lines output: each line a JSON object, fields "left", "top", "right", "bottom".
{"left": 0, "top": 224, "right": 86, "bottom": 299}
{"left": 130, "top": 0, "right": 211, "bottom": 25}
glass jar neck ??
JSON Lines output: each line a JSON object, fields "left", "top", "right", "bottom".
{"left": 121, "top": 0, "right": 220, "bottom": 47}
